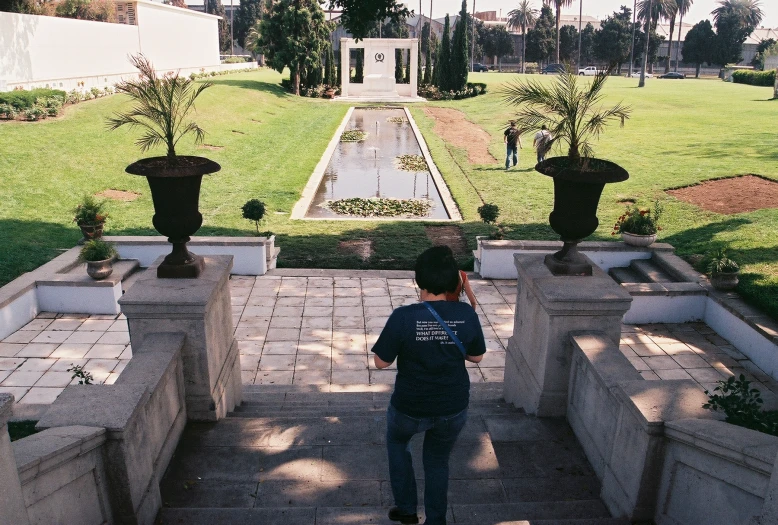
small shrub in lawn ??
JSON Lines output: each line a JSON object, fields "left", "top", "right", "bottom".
{"left": 732, "top": 70, "right": 776, "bottom": 87}
{"left": 0, "top": 103, "right": 17, "bottom": 119}
{"left": 24, "top": 106, "right": 46, "bottom": 121}
{"left": 90, "top": 87, "right": 102, "bottom": 98}
{"left": 241, "top": 199, "right": 266, "bottom": 234}
{"left": 66, "top": 90, "right": 82, "bottom": 104}
{"left": 478, "top": 203, "right": 500, "bottom": 224}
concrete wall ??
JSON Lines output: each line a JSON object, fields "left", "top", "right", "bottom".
{"left": 9, "top": 332, "right": 188, "bottom": 524}
{"left": 568, "top": 331, "right": 778, "bottom": 524}
{"left": 0, "top": 0, "right": 221, "bottom": 91}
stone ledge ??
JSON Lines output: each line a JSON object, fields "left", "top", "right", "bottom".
{"left": 480, "top": 239, "right": 675, "bottom": 252}
{"left": 571, "top": 332, "right": 643, "bottom": 389}
{"left": 615, "top": 379, "right": 715, "bottom": 430}
{"left": 36, "top": 259, "right": 139, "bottom": 288}
{"left": 13, "top": 426, "right": 106, "bottom": 476}
{"left": 104, "top": 235, "right": 271, "bottom": 246}
{"left": 621, "top": 282, "right": 706, "bottom": 296}
{"left": 665, "top": 418, "right": 778, "bottom": 472}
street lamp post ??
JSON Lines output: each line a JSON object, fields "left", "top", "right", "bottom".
{"left": 628, "top": 0, "right": 637, "bottom": 77}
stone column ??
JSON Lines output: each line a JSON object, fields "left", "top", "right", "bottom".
{"left": 504, "top": 253, "right": 632, "bottom": 417}
{"left": 119, "top": 255, "right": 242, "bottom": 421}
{"left": 410, "top": 39, "right": 419, "bottom": 98}
{"left": 340, "top": 38, "right": 350, "bottom": 98}
{"left": 0, "top": 394, "right": 30, "bottom": 525}
{"left": 747, "top": 447, "right": 778, "bottom": 524}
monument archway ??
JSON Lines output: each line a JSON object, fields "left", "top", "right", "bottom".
{"left": 339, "top": 38, "right": 423, "bottom": 102}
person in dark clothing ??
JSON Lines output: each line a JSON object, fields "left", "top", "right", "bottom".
{"left": 373, "top": 246, "right": 487, "bottom": 525}
{"left": 503, "top": 120, "right": 522, "bottom": 170}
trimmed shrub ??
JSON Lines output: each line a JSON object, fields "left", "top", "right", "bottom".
{"left": 24, "top": 106, "right": 47, "bottom": 121}
{"left": 0, "top": 103, "right": 18, "bottom": 120}
{"left": 0, "top": 89, "right": 66, "bottom": 110}
{"left": 732, "top": 70, "right": 776, "bottom": 87}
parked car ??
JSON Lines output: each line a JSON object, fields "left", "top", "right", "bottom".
{"left": 658, "top": 72, "right": 685, "bottom": 79}
{"left": 472, "top": 63, "right": 489, "bottom": 72}
{"left": 541, "top": 63, "right": 565, "bottom": 74}
{"left": 627, "top": 71, "right": 653, "bottom": 78}
{"left": 578, "top": 66, "right": 599, "bottom": 76}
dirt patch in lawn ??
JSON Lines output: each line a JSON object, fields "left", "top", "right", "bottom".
{"left": 425, "top": 225, "right": 468, "bottom": 255}
{"left": 199, "top": 144, "right": 225, "bottom": 151}
{"left": 338, "top": 239, "right": 373, "bottom": 261}
{"left": 95, "top": 189, "right": 140, "bottom": 202}
{"left": 422, "top": 107, "right": 496, "bottom": 164}
{"left": 666, "top": 175, "right": 778, "bottom": 214}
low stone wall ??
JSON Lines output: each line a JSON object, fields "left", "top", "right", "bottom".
{"left": 568, "top": 331, "right": 778, "bottom": 524}
{"left": 656, "top": 418, "right": 777, "bottom": 525}
{"left": 6, "top": 332, "right": 187, "bottom": 525}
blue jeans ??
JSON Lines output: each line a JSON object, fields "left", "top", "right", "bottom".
{"left": 505, "top": 144, "right": 518, "bottom": 168}
{"left": 386, "top": 404, "right": 468, "bottom": 525}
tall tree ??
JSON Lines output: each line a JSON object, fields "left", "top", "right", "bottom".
{"left": 711, "top": 0, "right": 764, "bottom": 65}
{"left": 673, "top": 0, "right": 693, "bottom": 71}
{"left": 432, "top": 40, "right": 442, "bottom": 85}
{"left": 663, "top": 0, "right": 679, "bottom": 72}
{"left": 438, "top": 14, "right": 452, "bottom": 89}
{"left": 683, "top": 18, "right": 716, "bottom": 76}
{"left": 525, "top": 5, "right": 555, "bottom": 66}
{"left": 206, "top": 0, "right": 231, "bottom": 53}
{"left": 483, "top": 26, "right": 515, "bottom": 71}
{"left": 507, "top": 0, "right": 539, "bottom": 74}
{"left": 325, "top": 43, "right": 336, "bottom": 86}
{"left": 559, "top": 24, "right": 578, "bottom": 62}
{"left": 579, "top": 22, "right": 596, "bottom": 65}
{"left": 327, "top": 0, "right": 409, "bottom": 39}
{"left": 233, "top": 0, "right": 268, "bottom": 48}
{"left": 256, "top": 0, "right": 331, "bottom": 95}
{"left": 551, "top": 0, "right": 574, "bottom": 64}
{"left": 450, "top": 0, "right": 470, "bottom": 91}
{"left": 594, "top": 6, "right": 633, "bottom": 73}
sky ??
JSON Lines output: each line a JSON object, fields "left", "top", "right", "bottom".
{"left": 417, "top": 0, "right": 778, "bottom": 29}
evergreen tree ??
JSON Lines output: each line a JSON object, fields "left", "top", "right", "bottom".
{"left": 593, "top": 6, "right": 633, "bottom": 72}
{"left": 257, "top": 0, "right": 331, "bottom": 95}
{"left": 450, "top": 0, "right": 469, "bottom": 91}
{"left": 233, "top": 0, "right": 265, "bottom": 48}
{"left": 423, "top": 45, "right": 432, "bottom": 85}
{"left": 525, "top": 5, "right": 555, "bottom": 65}
{"left": 206, "top": 0, "right": 231, "bottom": 53}
{"left": 336, "top": 48, "right": 342, "bottom": 86}
{"left": 438, "top": 14, "right": 452, "bottom": 90}
{"left": 325, "top": 43, "right": 336, "bottom": 86}
{"left": 559, "top": 25, "right": 578, "bottom": 63}
{"left": 683, "top": 19, "right": 716, "bottom": 77}
{"left": 579, "top": 22, "right": 596, "bottom": 65}
{"left": 406, "top": 50, "right": 412, "bottom": 84}
{"left": 417, "top": 46, "right": 422, "bottom": 87}
{"left": 432, "top": 41, "right": 442, "bottom": 86}
{"left": 395, "top": 49, "right": 404, "bottom": 83}
{"left": 354, "top": 49, "right": 364, "bottom": 83}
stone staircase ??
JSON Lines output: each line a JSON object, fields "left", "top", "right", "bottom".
{"left": 157, "top": 383, "right": 627, "bottom": 525}
{"left": 607, "top": 252, "right": 699, "bottom": 286}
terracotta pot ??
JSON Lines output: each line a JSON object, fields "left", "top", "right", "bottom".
{"left": 711, "top": 271, "right": 739, "bottom": 291}
{"left": 621, "top": 232, "right": 656, "bottom": 247}
{"left": 86, "top": 258, "right": 113, "bottom": 280}
{"left": 126, "top": 156, "right": 220, "bottom": 278}
{"left": 535, "top": 157, "right": 629, "bottom": 275}
{"left": 78, "top": 223, "right": 104, "bottom": 245}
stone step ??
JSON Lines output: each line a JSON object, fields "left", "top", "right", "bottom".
{"left": 630, "top": 258, "right": 676, "bottom": 283}
{"left": 157, "top": 503, "right": 621, "bottom": 525}
{"left": 607, "top": 266, "right": 648, "bottom": 284}
{"left": 228, "top": 406, "right": 519, "bottom": 419}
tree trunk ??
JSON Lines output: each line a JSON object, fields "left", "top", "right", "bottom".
{"left": 674, "top": 11, "right": 683, "bottom": 71}
{"left": 665, "top": 16, "right": 675, "bottom": 73}
{"left": 638, "top": 0, "right": 652, "bottom": 88}
{"left": 555, "top": 5, "right": 561, "bottom": 64}
{"left": 293, "top": 63, "right": 300, "bottom": 95}
{"left": 695, "top": 63, "right": 700, "bottom": 78}
{"left": 521, "top": 25, "right": 526, "bottom": 74}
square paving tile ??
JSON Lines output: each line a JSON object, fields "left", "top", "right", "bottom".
{"left": 64, "top": 331, "right": 103, "bottom": 344}
{"left": 672, "top": 354, "right": 710, "bottom": 369}
{"left": 0, "top": 343, "right": 23, "bottom": 357}
{"left": 2, "top": 371, "right": 44, "bottom": 387}
{"left": 20, "top": 385, "right": 66, "bottom": 403}
{"left": 259, "top": 355, "right": 296, "bottom": 371}
{"left": 643, "top": 356, "right": 682, "bottom": 370}
{"left": 655, "top": 369, "right": 694, "bottom": 381}
{"left": 32, "top": 331, "right": 72, "bottom": 344}
{"left": 16, "top": 343, "right": 58, "bottom": 358}
{"left": 18, "top": 358, "right": 56, "bottom": 372}
{"left": 85, "top": 344, "right": 126, "bottom": 359}
{"left": 97, "top": 332, "right": 130, "bottom": 345}
{"left": 48, "top": 319, "right": 84, "bottom": 331}
{"left": 254, "top": 371, "right": 294, "bottom": 385}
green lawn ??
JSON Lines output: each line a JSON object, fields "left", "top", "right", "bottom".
{"left": 1, "top": 68, "right": 776, "bottom": 318}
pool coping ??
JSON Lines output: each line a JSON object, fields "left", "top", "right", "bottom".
{"left": 290, "top": 106, "right": 462, "bottom": 222}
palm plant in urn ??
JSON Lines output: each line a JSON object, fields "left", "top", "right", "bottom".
{"left": 502, "top": 68, "right": 631, "bottom": 275}
{"left": 108, "top": 54, "right": 220, "bottom": 278}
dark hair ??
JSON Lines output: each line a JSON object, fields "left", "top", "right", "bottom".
{"left": 415, "top": 246, "right": 459, "bottom": 295}
{"left": 541, "top": 124, "right": 547, "bottom": 130}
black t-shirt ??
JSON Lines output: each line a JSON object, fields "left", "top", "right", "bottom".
{"left": 504, "top": 127, "right": 519, "bottom": 147}
{"left": 372, "top": 301, "right": 487, "bottom": 417}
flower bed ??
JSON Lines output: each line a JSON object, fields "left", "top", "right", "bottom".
{"left": 324, "top": 197, "right": 432, "bottom": 217}
{"left": 418, "top": 82, "right": 487, "bottom": 101}
{"left": 340, "top": 129, "right": 368, "bottom": 142}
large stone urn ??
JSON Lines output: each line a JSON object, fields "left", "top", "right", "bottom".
{"left": 126, "top": 156, "right": 220, "bottom": 278}
{"left": 536, "top": 157, "right": 629, "bottom": 275}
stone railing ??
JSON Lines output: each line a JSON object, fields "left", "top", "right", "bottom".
{"left": 568, "top": 331, "right": 778, "bottom": 525}
{"left": 2, "top": 332, "right": 186, "bottom": 525}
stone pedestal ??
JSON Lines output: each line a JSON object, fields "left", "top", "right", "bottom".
{"left": 0, "top": 394, "right": 30, "bottom": 525}
{"left": 119, "top": 255, "right": 242, "bottom": 421}
{"left": 504, "top": 253, "right": 632, "bottom": 416}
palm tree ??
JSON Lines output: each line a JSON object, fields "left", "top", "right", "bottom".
{"left": 712, "top": 0, "right": 764, "bottom": 30}
{"left": 673, "top": 0, "right": 692, "bottom": 71}
{"left": 551, "top": 0, "right": 573, "bottom": 64}
{"left": 663, "top": 0, "right": 680, "bottom": 72}
{"left": 637, "top": 0, "right": 675, "bottom": 75}
{"left": 507, "top": 0, "right": 539, "bottom": 74}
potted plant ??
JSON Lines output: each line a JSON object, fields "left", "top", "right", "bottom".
{"left": 242, "top": 198, "right": 275, "bottom": 265}
{"left": 612, "top": 201, "right": 663, "bottom": 246}
{"left": 107, "top": 54, "right": 220, "bottom": 278}
{"left": 502, "top": 69, "right": 631, "bottom": 275}
{"left": 72, "top": 194, "right": 109, "bottom": 244}
{"left": 707, "top": 248, "right": 740, "bottom": 291}
{"left": 79, "top": 238, "right": 117, "bottom": 280}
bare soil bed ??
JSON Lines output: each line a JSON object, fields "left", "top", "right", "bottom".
{"left": 425, "top": 225, "right": 468, "bottom": 255}
{"left": 95, "top": 189, "right": 140, "bottom": 202}
{"left": 666, "top": 175, "right": 778, "bottom": 215}
{"left": 337, "top": 239, "right": 373, "bottom": 261}
{"left": 422, "top": 107, "right": 496, "bottom": 164}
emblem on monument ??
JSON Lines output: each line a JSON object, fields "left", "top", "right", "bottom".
{"left": 375, "top": 53, "right": 385, "bottom": 63}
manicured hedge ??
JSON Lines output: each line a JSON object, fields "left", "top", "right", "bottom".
{"left": 732, "top": 70, "right": 776, "bottom": 87}
{"left": 0, "top": 88, "right": 66, "bottom": 110}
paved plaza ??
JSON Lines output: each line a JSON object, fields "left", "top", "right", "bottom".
{"left": 1, "top": 270, "right": 777, "bottom": 409}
